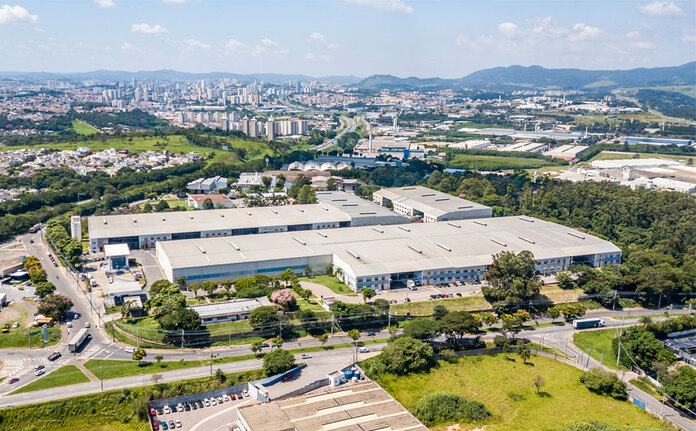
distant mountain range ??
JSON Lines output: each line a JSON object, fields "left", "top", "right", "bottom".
{"left": 0, "top": 62, "right": 693, "bottom": 90}
{"left": 355, "top": 62, "right": 696, "bottom": 91}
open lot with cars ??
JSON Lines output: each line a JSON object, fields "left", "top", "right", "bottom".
{"left": 150, "top": 390, "right": 251, "bottom": 431}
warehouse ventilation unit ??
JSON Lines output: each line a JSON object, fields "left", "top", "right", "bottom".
{"left": 568, "top": 231, "right": 586, "bottom": 239}
{"left": 407, "top": 244, "right": 422, "bottom": 254}
{"left": 436, "top": 243, "right": 452, "bottom": 252}
{"left": 398, "top": 226, "right": 411, "bottom": 232}
{"left": 227, "top": 240, "right": 240, "bottom": 251}
{"left": 347, "top": 249, "right": 360, "bottom": 259}
{"left": 473, "top": 220, "right": 488, "bottom": 226}
{"left": 519, "top": 236, "right": 535, "bottom": 244}
{"left": 293, "top": 236, "right": 306, "bottom": 245}
{"left": 458, "top": 205, "right": 473, "bottom": 209}
{"left": 372, "top": 227, "right": 384, "bottom": 233}
{"left": 316, "top": 231, "right": 327, "bottom": 238}
{"left": 448, "top": 222, "right": 461, "bottom": 228}
{"left": 490, "top": 238, "right": 507, "bottom": 247}
{"left": 519, "top": 216, "right": 535, "bottom": 223}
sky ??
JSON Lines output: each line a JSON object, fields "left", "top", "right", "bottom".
{"left": 0, "top": 0, "right": 694, "bottom": 78}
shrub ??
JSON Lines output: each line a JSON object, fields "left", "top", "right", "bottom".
{"left": 378, "top": 337, "right": 434, "bottom": 376}
{"left": 440, "top": 349, "right": 458, "bottom": 363}
{"left": 262, "top": 348, "right": 295, "bottom": 376}
{"left": 413, "top": 391, "right": 490, "bottom": 426}
{"left": 579, "top": 369, "right": 627, "bottom": 400}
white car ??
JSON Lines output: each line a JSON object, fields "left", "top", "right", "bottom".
{"left": 211, "top": 398, "right": 217, "bottom": 406}
{"left": 66, "top": 322, "right": 72, "bottom": 328}
{"left": 242, "top": 389, "right": 249, "bottom": 397}
{"left": 222, "top": 394, "right": 230, "bottom": 402}
{"left": 176, "top": 404, "right": 183, "bottom": 412}
{"left": 217, "top": 396, "right": 223, "bottom": 404}
{"left": 34, "top": 369, "right": 45, "bottom": 376}
{"left": 163, "top": 406, "right": 171, "bottom": 414}
{"left": 175, "top": 419, "right": 182, "bottom": 428}
{"left": 203, "top": 399, "right": 210, "bottom": 407}
{"left": 124, "top": 347, "right": 135, "bottom": 353}
{"left": 358, "top": 347, "right": 369, "bottom": 353}
{"left": 300, "top": 353, "right": 312, "bottom": 359}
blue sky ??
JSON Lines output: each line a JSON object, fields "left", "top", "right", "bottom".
{"left": 0, "top": 0, "right": 694, "bottom": 77}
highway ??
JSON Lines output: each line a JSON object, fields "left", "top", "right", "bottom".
{"left": 313, "top": 115, "right": 358, "bottom": 151}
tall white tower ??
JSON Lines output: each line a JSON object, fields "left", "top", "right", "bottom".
{"left": 393, "top": 111, "right": 398, "bottom": 131}
{"left": 70, "top": 216, "right": 81, "bottom": 241}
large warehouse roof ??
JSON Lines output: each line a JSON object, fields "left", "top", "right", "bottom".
{"left": 316, "top": 190, "right": 409, "bottom": 225}
{"left": 157, "top": 215, "right": 620, "bottom": 277}
{"left": 373, "top": 185, "right": 491, "bottom": 218}
{"left": 238, "top": 382, "right": 427, "bottom": 431}
{"left": 88, "top": 203, "right": 350, "bottom": 239}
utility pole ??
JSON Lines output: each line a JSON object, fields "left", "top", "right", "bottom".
{"left": 658, "top": 293, "right": 662, "bottom": 309}
{"left": 228, "top": 327, "right": 231, "bottom": 348}
{"left": 330, "top": 314, "right": 334, "bottom": 336}
{"left": 209, "top": 353, "right": 217, "bottom": 375}
{"left": 181, "top": 329, "right": 184, "bottom": 352}
{"left": 586, "top": 349, "right": 592, "bottom": 368}
{"left": 100, "top": 365, "right": 103, "bottom": 392}
{"left": 616, "top": 342, "right": 622, "bottom": 367}
{"left": 136, "top": 327, "right": 139, "bottom": 348}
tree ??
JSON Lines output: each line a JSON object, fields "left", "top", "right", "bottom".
{"left": 533, "top": 375, "right": 545, "bottom": 394}
{"left": 38, "top": 294, "right": 73, "bottom": 321}
{"left": 271, "top": 289, "right": 296, "bottom": 310}
{"left": 480, "top": 312, "right": 499, "bottom": 328}
{"left": 304, "top": 265, "right": 313, "bottom": 279}
{"left": 316, "top": 333, "right": 329, "bottom": 348}
{"left": 120, "top": 300, "right": 137, "bottom": 321}
{"left": 157, "top": 306, "right": 201, "bottom": 331}
{"left": 348, "top": 329, "right": 360, "bottom": 343}
{"left": 249, "top": 306, "right": 279, "bottom": 330}
{"left": 155, "top": 355, "right": 163, "bottom": 365}
{"left": 378, "top": 336, "right": 435, "bottom": 375}
{"left": 482, "top": 250, "right": 542, "bottom": 307}
{"left": 297, "top": 184, "right": 317, "bottom": 204}
{"left": 202, "top": 198, "right": 214, "bottom": 210}
{"left": 560, "top": 303, "right": 586, "bottom": 321}
{"left": 151, "top": 373, "right": 163, "bottom": 385}
{"left": 34, "top": 281, "right": 56, "bottom": 298}
{"left": 250, "top": 341, "right": 264, "bottom": 355}
{"left": 556, "top": 271, "right": 576, "bottom": 290}
{"left": 519, "top": 346, "right": 531, "bottom": 364}
{"left": 23, "top": 256, "right": 40, "bottom": 271}
{"left": 432, "top": 305, "right": 449, "bottom": 320}
{"left": 579, "top": 369, "right": 627, "bottom": 400}
{"left": 547, "top": 306, "right": 561, "bottom": 322}
{"left": 326, "top": 177, "right": 339, "bottom": 191}
{"left": 155, "top": 200, "right": 169, "bottom": 212}
{"left": 29, "top": 266, "right": 47, "bottom": 284}
{"left": 279, "top": 269, "right": 296, "bottom": 286}
{"left": 412, "top": 391, "right": 490, "bottom": 426}
{"left": 202, "top": 281, "right": 218, "bottom": 298}
{"left": 271, "top": 335, "right": 284, "bottom": 349}
{"left": 639, "top": 315, "right": 653, "bottom": 329}
{"left": 663, "top": 366, "right": 696, "bottom": 410}
{"left": 361, "top": 288, "right": 376, "bottom": 303}
{"left": 263, "top": 348, "right": 295, "bottom": 376}
{"left": 215, "top": 368, "right": 226, "bottom": 383}
{"left": 132, "top": 348, "right": 147, "bottom": 365}
{"left": 403, "top": 318, "right": 440, "bottom": 341}
{"left": 439, "top": 311, "right": 481, "bottom": 346}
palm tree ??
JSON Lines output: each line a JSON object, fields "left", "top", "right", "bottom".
{"left": 639, "top": 315, "right": 653, "bottom": 329}
{"left": 520, "top": 347, "right": 531, "bottom": 364}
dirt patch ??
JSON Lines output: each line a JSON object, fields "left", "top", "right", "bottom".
{"left": 0, "top": 300, "right": 36, "bottom": 327}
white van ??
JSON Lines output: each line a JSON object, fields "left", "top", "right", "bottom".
{"left": 124, "top": 347, "right": 135, "bottom": 353}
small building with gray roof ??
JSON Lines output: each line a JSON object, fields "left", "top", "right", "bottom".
{"left": 372, "top": 185, "right": 492, "bottom": 222}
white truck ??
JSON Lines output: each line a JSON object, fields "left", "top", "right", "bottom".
{"left": 68, "top": 328, "right": 90, "bottom": 353}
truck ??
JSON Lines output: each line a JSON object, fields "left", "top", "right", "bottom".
{"left": 573, "top": 318, "right": 605, "bottom": 330}
{"left": 68, "top": 328, "right": 90, "bottom": 353}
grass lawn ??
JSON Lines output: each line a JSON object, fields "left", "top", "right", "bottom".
{"left": 11, "top": 365, "right": 90, "bottom": 394}
{"left": 373, "top": 354, "right": 670, "bottom": 431}
{"left": 585, "top": 151, "right": 696, "bottom": 164}
{"left": 84, "top": 358, "right": 212, "bottom": 380}
{"left": 391, "top": 294, "right": 490, "bottom": 316}
{"left": 0, "top": 327, "right": 61, "bottom": 349}
{"left": 573, "top": 328, "right": 628, "bottom": 371}
{"left": 301, "top": 275, "right": 358, "bottom": 296}
{"left": 447, "top": 154, "right": 566, "bottom": 171}
{"left": 71, "top": 120, "right": 98, "bottom": 135}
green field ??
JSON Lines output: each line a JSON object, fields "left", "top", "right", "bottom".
{"left": 0, "top": 368, "right": 264, "bottom": 431}
{"left": 0, "top": 327, "right": 61, "bottom": 349}
{"left": 373, "top": 354, "right": 670, "bottom": 431}
{"left": 301, "top": 275, "right": 358, "bottom": 296}
{"left": 71, "top": 120, "right": 98, "bottom": 135}
{"left": 585, "top": 151, "right": 696, "bottom": 164}
{"left": 447, "top": 154, "right": 566, "bottom": 171}
{"left": 11, "top": 365, "right": 90, "bottom": 394}
{"left": 573, "top": 328, "right": 628, "bottom": 371}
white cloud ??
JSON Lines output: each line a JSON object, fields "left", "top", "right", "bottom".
{"left": 0, "top": 5, "right": 38, "bottom": 24}
{"left": 307, "top": 32, "right": 326, "bottom": 43}
{"left": 497, "top": 22, "right": 519, "bottom": 38}
{"left": 632, "top": 41, "right": 656, "bottom": 49}
{"left": 345, "top": 0, "right": 413, "bottom": 13}
{"left": 305, "top": 52, "right": 333, "bottom": 61}
{"left": 529, "top": 16, "right": 568, "bottom": 37}
{"left": 121, "top": 42, "right": 134, "bottom": 53}
{"left": 183, "top": 38, "right": 210, "bottom": 50}
{"left": 626, "top": 30, "right": 640, "bottom": 38}
{"left": 567, "top": 23, "right": 604, "bottom": 42}
{"left": 683, "top": 33, "right": 696, "bottom": 43}
{"left": 327, "top": 42, "right": 339, "bottom": 50}
{"left": 131, "top": 23, "right": 167, "bottom": 34}
{"left": 94, "top": 0, "right": 115, "bottom": 8}
{"left": 260, "top": 38, "right": 278, "bottom": 47}
{"left": 455, "top": 34, "right": 481, "bottom": 50}
{"left": 162, "top": 0, "right": 189, "bottom": 3}
{"left": 224, "top": 38, "right": 246, "bottom": 53}
{"left": 637, "top": 1, "right": 684, "bottom": 17}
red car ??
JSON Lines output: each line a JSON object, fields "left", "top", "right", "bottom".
{"left": 150, "top": 408, "right": 157, "bottom": 416}
{"left": 151, "top": 420, "right": 159, "bottom": 431}
{"left": 8, "top": 378, "right": 19, "bottom": 384}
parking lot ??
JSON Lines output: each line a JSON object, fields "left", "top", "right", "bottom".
{"left": 149, "top": 390, "right": 253, "bottom": 431}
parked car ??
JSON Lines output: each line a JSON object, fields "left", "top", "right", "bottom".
{"left": 84, "top": 322, "right": 90, "bottom": 328}
{"left": 163, "top": 406, "right": 171, "bottom": 414}
{"left": 358, "top": 347, "right": 369, "bottom": 353}
{"left": 12, "top": 322, "right": 18, "bottom": 329}
{"left": 35, "top": 369, "right": 45, "bottom": 376}
{"left": 300, "top": 353, "right": 312, "bottom": 359}
{"left": 242, "top": 389, "right": 249, "bottom": 397}
{"left": 161, "top": 421, "right": 168, "bottom": 430}
{"left": 176, "top": 404, "right": 183, "bottom": 412}
{"left": 66, "top": 322, "right": 72, "bottom": 328}
{"left": 125, "top": 347, "right": 135, "bottom": 353}
{"left": 211, "top": 398, "right": 217, "bottom": 406}
{"left": 367, "top": 331, "right": 376, "bottom": 336}
{"left": 183, "top": 403, "right": 190, "bottom": 411}
{"left": 149, "top": 408, "right": 157, "bottom": 417}
{"left": 152, "top": 420, "right": 159, "bottom": 430}
{"left": 175, "top": 419, "right": 182, "bottom": 428}
{"left": 169, "top": 421, "right": 175, "bottom": 430}
{"left": 222, "top": 394, "right": 230, "bottom": 402}
{"left": 203, "top": 399, "right": 210, "bottom": 407}
{"left": 34, "top": 364, "right": 44, "bottom": 371}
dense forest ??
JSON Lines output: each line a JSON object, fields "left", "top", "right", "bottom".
{"left": 635, "top": 89, "right": 696, "bottom": 121}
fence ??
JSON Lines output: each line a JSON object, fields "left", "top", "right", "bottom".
{"left": 278, "top": 378, "right": 330, "bottom": 400}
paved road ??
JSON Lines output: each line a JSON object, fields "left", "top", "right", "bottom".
{"left": 314, "top": 115, "right": 358, "bottom": 151}
{"left": 0, "top": 342, "right": 384, "bottom": 408}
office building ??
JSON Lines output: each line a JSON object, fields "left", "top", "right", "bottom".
{"left": 373, "top": 186, "right": 493, "bottom": 222}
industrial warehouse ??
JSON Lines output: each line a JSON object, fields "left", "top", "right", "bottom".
{"left": 87, "top": 191, "right": 408, "bottom": 252}
{"left": 372, "top": 185, "right": 493, "bottom": 222}
{"left": 155, "top": 215, "right": 622, "bottom": 291}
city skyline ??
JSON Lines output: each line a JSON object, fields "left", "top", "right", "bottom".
{"left": 0, "top": 0, "right": 694, "bottom": 77}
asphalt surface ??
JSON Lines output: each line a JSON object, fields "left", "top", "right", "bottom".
{"left": 314, "top": 115, "right": 358, "bottom": 151}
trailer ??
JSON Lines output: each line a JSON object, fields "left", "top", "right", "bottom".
{"left": 573, "top": 318, "right": 605, "bottom": 330}
{"left": 68, "top": 328, "right": 90, "bottom": 353}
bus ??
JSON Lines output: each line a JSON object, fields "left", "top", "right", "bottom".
{"left": 68, "top": 328, "right": 90, "bottom": 353}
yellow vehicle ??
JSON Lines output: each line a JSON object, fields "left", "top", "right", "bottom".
{"left": 1, "top": 324, "right": 10, "bottom": 333}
